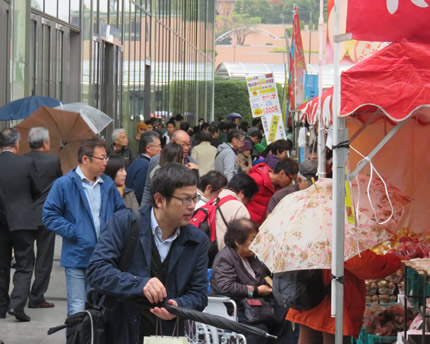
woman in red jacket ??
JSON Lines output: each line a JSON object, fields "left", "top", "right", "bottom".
{"left": 286, "top": 250, "right": 402, "bottom": 344}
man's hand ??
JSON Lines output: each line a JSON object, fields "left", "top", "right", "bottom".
{"left": 143, "top": 277, "right": 167, "bottom": 304}
{"left": 186, "top": 162, "right": 199, "bottom": 170}
{"left": 150, "top": 299, "right": 178, "bottom": 320}
{"left": 257, "top": 285, "right": 272, "bottom": 296}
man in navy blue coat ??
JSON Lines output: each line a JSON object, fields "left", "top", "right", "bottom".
{"left": 125, "top": 130, "right": 161, "bottom": 204}
{"left": 87, "top": 163, "right": 209, "bottom": 343}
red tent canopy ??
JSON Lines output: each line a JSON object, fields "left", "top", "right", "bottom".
{"left": 341, "top": 41, "right": 430, "bottom": 120}
{"left": 297, "top": 41, "right": 430, "bottom": 233}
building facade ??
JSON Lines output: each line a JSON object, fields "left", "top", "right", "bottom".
{"left": 0, "top": 0, "right": 215, "bottom": 138}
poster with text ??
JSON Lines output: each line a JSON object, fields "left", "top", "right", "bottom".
{"left": 246, "top": 73, "right": 286, "bottom": 143}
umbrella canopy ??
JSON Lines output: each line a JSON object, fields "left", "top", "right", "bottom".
{"left": 15, "top": 106, "right": 97, "bottom": 174}
{"left": 226, "top": 112, "right": 242, "bottom": 121}
{"left": 0, "top": 96, "right": 61, "bottom": 121}
{"left": 250, "top": 177, "right": 410, "bottom": 272}
{"left": 55, "top": 103, "right": 113, "bottom": 134}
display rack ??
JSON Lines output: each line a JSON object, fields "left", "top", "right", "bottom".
{"left": 403, "top": 259, "right": 430, "bottom": 344}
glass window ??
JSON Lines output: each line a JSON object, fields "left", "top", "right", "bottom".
{"left": 58, "top": 1, "right": 70, "bottom": 22}
{"left": 70, "top": 0, "right": 80, "bottom": 26}
{"left": 31, "top": 0, "right": 43, "bottom": 11}
{"left": 45, "top": 0, "right": 58, "bottom": 17}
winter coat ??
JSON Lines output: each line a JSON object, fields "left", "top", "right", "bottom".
{"left": 215, "top": 189, "right": 250, "bottom": 251}
{"left": 246, "top": 163, "right": 274, "bottom": 225}
{"left": 125, "top": 154, "right": 151, "bottom": 204}
{"left": 86, "top": 206, "right": 209, "bottom": 344}
{"left": 42, "top": 169, "right": 125, "bottom": 268}
{"left": 286, "top": 250, "right": 402, "bottom": 338}
{"left": 214, "top": 142, "right": 238, "bottom": 182}
{"left": 211, "top": 246, "right": 269, "bottom": 301}
{"left": 191, "top": 141, "right": 217, "bottom": 176}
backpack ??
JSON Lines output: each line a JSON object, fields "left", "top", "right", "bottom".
{"left": 272, "top": 270, "right": 331, "bottom": 311}
{"left": 190, "top": 195, "right": 236, "bottom": 267}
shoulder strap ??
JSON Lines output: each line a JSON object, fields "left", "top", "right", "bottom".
{"left": 117, "top": 209, "right": 141, "bottom": 272}
{"left": 215, "top": 196, "right": 236, "bottom": 227}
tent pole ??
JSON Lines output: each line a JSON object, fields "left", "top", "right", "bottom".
{"left": 317, "top": 0, "right": 326, "bottom": 176}
{"left": 332, "top": 0, "right": 349, "bottom": 343}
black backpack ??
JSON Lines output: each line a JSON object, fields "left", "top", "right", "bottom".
{"left": 272, "top": 270, "right": 331, "bottom": 311}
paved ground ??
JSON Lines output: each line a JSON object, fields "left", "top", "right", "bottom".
{"left": 0, "top": 237, "right": 68, "bottom": 344}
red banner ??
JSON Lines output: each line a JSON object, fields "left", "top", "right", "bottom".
{"left": 288, "top": 5, "right": 307, "bottom": 111}
{"left": 346, "top": 0, "right": 430, "bottom": 42}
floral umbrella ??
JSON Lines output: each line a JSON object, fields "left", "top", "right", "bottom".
{"left": 250, "top": 177, "right": 410, "bottom": 272}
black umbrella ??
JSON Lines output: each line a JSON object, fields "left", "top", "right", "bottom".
{"left": 164, "top": 303, "right": 277, "bottom": 339}
{"left": 127, "top": 295, "right": 277, "bottom": 339}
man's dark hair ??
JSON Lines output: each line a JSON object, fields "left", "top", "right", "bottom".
{"left": 228, "top": 174, "right": 258, "bottom": 199}
{"left": 263, "top": 139, "right": 292, "bottom": 157}
{"left": 199, "top": 131, "right": 212, "bottom": 142}
{"left": 28, "top": 127, "right": 50, "bottom": 149}
{"left": 240, "top": 121, "right": 249, "bottom": 133}
{"left": 218, "top": 122, "right": 228, "bottom": 131}
{"left": 77, "top": 137, "right": 107, "bottom": 164}
{"left": 227, "top": 129, "right": 244, "bottom": 143}
{"left": 0, "top": 128, "right": 20, "bottom": 148}
{"left": 273, "top": 158, "right": 299, "bottom": 176}
{"left": 249, "top": 129, "right": 263, "bottom": 140}
{"left": 179, "top": 121, "right": 190, "bottom": 132}
{"left": 224, "top": 218, "right": 259, "bottom": 248}
{"left": 139, "top": 130, "right": 160, "bottom": 154}
{"left": 175, "top": 114, "right": 184, "bottom": 122}
{"left": 144, "top": 119, "right": 152, "bottom": 126}
{"left": 150, "top": 162, "right": 198, "bottom": 208}
{"left": 208, "top": 125, "right": 219, "bottom": 135}
{"left": 199, "top": 170, "right": 228, "bottom": 193}
{"left": 166, "top": 119, "right": 176, "bottom": 127}
{"left": 251, "top": 118, "right": 261, "bottom": 127}
{"left": 105, "top": 156, "right": 126, "bottom": 182}
{"left": 200, "top": 122, "right": 210, "bottom": 131}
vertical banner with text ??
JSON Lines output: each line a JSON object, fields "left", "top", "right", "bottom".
{"left": 246, "top": 73, "right": 286, "bottom": 144}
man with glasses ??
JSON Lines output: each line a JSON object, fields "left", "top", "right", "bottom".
{"left": 140, "top": 129, "right": 198, "bottom": 206}
{"left": 87, "top": 163, "right": 209, "bottom": 343}
{"left": 43, "top": 137, "right": 125, "bottom": 317}
{"left": 126, "top": 131, "right": 162, "bottom": 204}
{"left": 246, "top": 158, "right": 299, "bottom": 225}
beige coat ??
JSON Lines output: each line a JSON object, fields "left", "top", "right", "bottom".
{"left": 191, "top": 141, "right": 217, "bottom": 176}
{"left": 215, "top": 189, "right": 250, "bottom": 251}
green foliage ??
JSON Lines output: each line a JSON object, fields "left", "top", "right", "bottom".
{"left": 232, "top": 0, "right": 324, "bottom": 27}
{"left": 214, "top": 79, "right": 285, "bottom": 124}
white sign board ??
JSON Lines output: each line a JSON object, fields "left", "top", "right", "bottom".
{"left": 246, "top": 73, "right": 286, "bottom": 144}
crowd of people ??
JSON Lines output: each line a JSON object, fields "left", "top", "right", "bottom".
{"left": 0, "top": 113, "right": 403, "bottom": 344}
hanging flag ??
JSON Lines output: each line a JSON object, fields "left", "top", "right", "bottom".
{"left": 346, "top": 0, "right": 430, "bottom": 42}
{"left": 288, "top": 5, "right": 307, "bottom": 112}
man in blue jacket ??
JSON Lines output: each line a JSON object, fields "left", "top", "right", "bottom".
{"left": 43, "top": 137, "right": 125, "bottom": 316}
{"left": 87, "top": 163, "right": 209, "bottom": 343}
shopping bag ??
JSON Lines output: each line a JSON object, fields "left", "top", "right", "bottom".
{"left": 143, "top": 336, "right": 188, "bottom": 344}
{"left": 143, "top": 318, "right": 188, "bottom": 344}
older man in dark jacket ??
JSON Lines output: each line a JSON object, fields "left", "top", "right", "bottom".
{"left": 87, "top": 163, "right": 208, "bottom": 343}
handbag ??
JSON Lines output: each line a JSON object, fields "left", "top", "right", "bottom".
{"left": 143, "top": 318, "right": 189, "bottom": 344}
{"left": 241, "top": 297, "right": 279, "bottom": 327}
{"left": 47, "top": 210, "right": 142, "bottom": 344}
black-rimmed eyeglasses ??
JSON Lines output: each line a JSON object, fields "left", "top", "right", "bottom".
{"left": 88, "top": 155, "right": 109, "bottom": 162}
{"left": 171, "top": 195, "right": 198, "bottom": 206}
